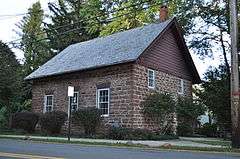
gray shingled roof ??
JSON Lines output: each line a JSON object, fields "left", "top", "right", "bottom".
{"left": 25, "top": 19, "right": 173, "bottom": 80}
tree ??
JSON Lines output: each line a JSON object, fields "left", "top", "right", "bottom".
{"left": 195, "top": 65, "right": 231, "bottom": 132}
{"left": 99, "top": 0, "right": 231, "bottom": 75}
{"left": 45, "top": 0, "right": 106, "bottom": 52}
{"left": 100, "top": 0, "right": 156, "bottom": 36}
{"left": 16, "top": 2, "right": 54, "bottom": 103}
{"left": 16, "top": 1, "right": 53, "bottom": 75}
{"left": 0, "top": 41, "right": 21, "bottom": 120}
{"left": 184, "top": 0, "right": 231, "bottom": 76}
{"left": 100, "top": 0, "right": 185, "bottom": 35}
{"left": 176, "top": 96, "right": 205, "bottom": 136}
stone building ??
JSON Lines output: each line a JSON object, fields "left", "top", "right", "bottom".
{"left": 26, "top": 8, "right": 201, "bottom": 133}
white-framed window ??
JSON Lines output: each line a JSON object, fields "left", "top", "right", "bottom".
{"left": 97, "top": 88, "right": 110, "bottom": 117}
{"left": 69, "top": 92, "right": 79, "bottom": 112}
{"left": 44, "top": 95, "right": 53, "bottom": 113}
{"left": 148, "top": 69, "right": 155, "bottom": 89}
{"left": 177, "top": 79, "right": 184, "bottom": 95}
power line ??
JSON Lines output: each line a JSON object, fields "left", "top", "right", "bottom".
{"left": 5, "top": 0, "right": 155, "bottom": 45}
{"left": 2, "top": 1, "right": 164, "bottom": 53}
{"left": 0, "top": 0, "right": 58, "bottom": 18}
{"left": 5, "top": 2, "right": 161, "bottom": 53}
{"left": 0, "top": 13, "right": 31, "bottom": 18}
{"left": 0, "top": 0, "right": 149, "bottom": 20}
{"left": 0, "top": 9, "right": 49, "bottom": 20}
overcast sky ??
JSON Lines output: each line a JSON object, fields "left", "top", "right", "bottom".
{"left": 0, "top": 0, "right": 224, "bottom": 78}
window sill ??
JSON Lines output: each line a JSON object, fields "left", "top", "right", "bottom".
{"left": 101, "top": 114, "right": 109, "bottom": 117}
{"left": 178, "top": 92, "right": 184, "bottom": 95}
{"left": 148, "top": 86, "right": 155, "bottom": 89}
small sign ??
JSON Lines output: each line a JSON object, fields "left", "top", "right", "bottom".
{"left": 68, "top": 86, "right": 74, "bottom": 97}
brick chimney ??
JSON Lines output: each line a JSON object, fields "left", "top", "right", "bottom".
{"left": 159, "top": 5, "right": 168, "bottom": 22}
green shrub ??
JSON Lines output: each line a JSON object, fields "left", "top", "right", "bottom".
{"left": 176, "top": 97, "right": 205, "bottom": 123}
{"left": 197, "top": 123, "right": 218, "bottom": 137}
{"left": 10, "top": 111, "right": 39, "bottom": 133}
{"left": 130, "top": 128, "right": 153, "bottom": 140}
{"left": 39, "top": 111, "right": 67, "bottom": 135}
{"left": 141, "top": 92, "right": 175, "bottom": 134}
{"left": 142, "top": 93, "right": 175, "bottom": 118}
{"left": 108, "top": 127, "right": 131, "bottom": 140}
{"left": 176, "top": 97, "right": 205, "bottom": 136}
{"left": 72, "top": 108, "right": 101, "bottom": 136}
{"left": 177, "top": 122, "right": 194, "bottom": 136}
{"left": 0, "top": 107, "right": 8, "bottom": 128}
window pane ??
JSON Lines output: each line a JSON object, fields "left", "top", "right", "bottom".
{"left": 148, "top": 70, "right": 153, "bottom": 76}
{"left": 71, "top": 104, "right": 77, "bottom": 111}
{"left": 149, "top": 78, "right": 153, "bottom": 86}
{"left": 100, "top": 103, "right": 108, "bottom": 109}
{"left": 177, "top": 79, "right": 184, "bottom": 94}
{"left": 46, "top": 106, "right": 52, "bottom": 112}
{"left": 99, "top": 90, "right": 108, "bottom": 102}
{"left": 47, "top": 96, "right": 53, "bottom": 105}
{"left": 149, "top": 72, "right": 153, "bottom": 78}
{"left": 100, "top": 103, "right": 108, "bottom": 115}
{"left": 101, "top": 108, "right": 108, "bottom": 115}
{"left": 98, "top": 89, "right": 109, "bottom": 115}
{"left": 70, "top": 93, "right": 78, "bottom": 104}
{"left": 148, "top": 69, "right": 155, "bottom": 88}
{"left": 44, "top": 95, "right": 53, "bottom": 113}
{"left": 70, "top": 92, "right": 78, "bottom": 111}
{"left": 73, "top": 93, "right": 77, "bottom": 103}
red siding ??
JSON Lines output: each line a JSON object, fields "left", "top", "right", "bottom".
{"left": 138, "top": 25, "right": 193, "bottom": 81}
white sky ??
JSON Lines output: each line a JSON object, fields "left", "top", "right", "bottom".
{"left": 0, "top": 0, "right": 224, "bottom": 78}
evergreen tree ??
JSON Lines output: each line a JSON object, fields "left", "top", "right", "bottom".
{"left": 17, "top": 1, "right": 53, "bottom": 75}
{"left": 0, "top": 41, "right": 21, "bottom": 117}
{"left": 45, "top": 0, "right": 106, "bottom": 52}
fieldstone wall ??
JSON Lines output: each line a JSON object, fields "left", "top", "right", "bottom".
{"left": 131, "top": 64, "right": 192, "bottom": 133}
{"left": 32, "top": 63, "right": 135, "bottom": 134}
{"left": 31, "top": 62, "right": 192, "bottom": 134}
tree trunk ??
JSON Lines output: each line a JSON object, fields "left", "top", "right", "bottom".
{"left": 220, "top": 29, "right": 231, "bottom": 77}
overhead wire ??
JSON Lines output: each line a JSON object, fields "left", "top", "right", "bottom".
{"left": 1, "top": 0, "right": 165, "bottom": 53}
{"left": 4, "top": 0, "right": 155, "bottom": 45}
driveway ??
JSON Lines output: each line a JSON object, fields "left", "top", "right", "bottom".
{"left": 0, "top": 139, "right": 239, "bottom": 159}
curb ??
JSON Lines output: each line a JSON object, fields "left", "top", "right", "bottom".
{"left": 0, "top": 135, "right": 240, "bottom": 155}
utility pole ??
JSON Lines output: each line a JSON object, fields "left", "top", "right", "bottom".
{"left": 230, "top": 0, "right": 240, "bottom": 148}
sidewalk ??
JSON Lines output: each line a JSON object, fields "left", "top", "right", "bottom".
{"left": 0, "top": 134, "right": 227, "bottom": 148}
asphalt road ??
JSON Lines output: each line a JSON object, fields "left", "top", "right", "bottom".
{"left": 0, "top": 139, "right": 239, "bottom": 159}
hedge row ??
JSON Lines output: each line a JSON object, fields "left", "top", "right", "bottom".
{"left": 10, "top": 110, "right": 178, "bottom": 140}
{"left": 9, "top": 109, "right": 178, "bottom": 141}
{"left": 10, "top": 111, "right": 67, "bottom": 134}
{"left": 10, "top": 108, "right": 101, "bottom": 135}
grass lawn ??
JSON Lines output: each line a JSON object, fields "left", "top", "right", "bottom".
{"left": 187, "top": 140, "right": 231, "bottom": 147}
